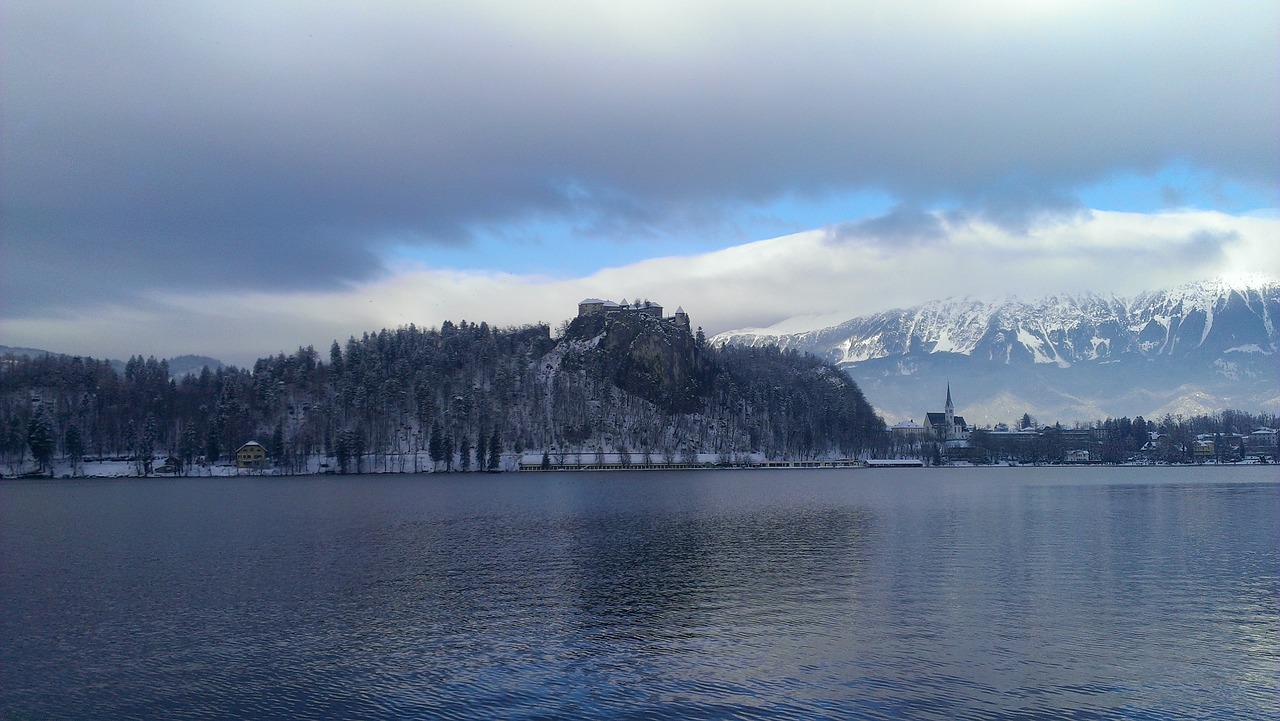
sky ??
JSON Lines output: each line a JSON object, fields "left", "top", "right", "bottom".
{"left": 3, "top": 1, "right": 1277, "bottom": 367}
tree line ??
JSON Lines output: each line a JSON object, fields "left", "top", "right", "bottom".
{"left": 1, "top": 318, "right": 887, "bottom": 476}
{"left": 960, "top": 411, "right": 1278, "bottom": 465}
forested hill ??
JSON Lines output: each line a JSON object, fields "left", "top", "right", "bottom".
{"left": 1, "top": 316, "right": 885, "bottom": 474}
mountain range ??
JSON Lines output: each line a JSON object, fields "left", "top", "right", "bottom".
{"left": 0, "top": 346, "right": 222, "bottom": 380}
{"left": 712, "top": 277, "right": 1279, "bottom": 424}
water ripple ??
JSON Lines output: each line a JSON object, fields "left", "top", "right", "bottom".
{"left": 1, "top": 469, "right": 1276, "bottom": 719}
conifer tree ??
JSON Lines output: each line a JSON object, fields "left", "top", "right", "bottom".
{"left": 64, "top": 424, "right": 85, "bottom": 476}
{"left": 352, "top": 430, "right": 366, "bottom": 473}
{"left": 335, "top": 432, "right": 350, "bottom": 474}
{"left": 428, "top": 422, "right": 443, "bottom": 471}
{"left": 271, "top": 421, "right": 286, "bottom": 467}
{"left": 180, "top": 424, "right": 198, "bottom": 474}
{"left": 27, "top": 417, "right": 55, "bottom": 475}
{"left": 487, "top": 428, "right": 501, "bottom": 470}
{"left": 204, "top": 429, "right": 220, "bottom": 465}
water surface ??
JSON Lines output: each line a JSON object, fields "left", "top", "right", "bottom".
{"left": 2, "top": 466, "right": 1276, "bottom": 719}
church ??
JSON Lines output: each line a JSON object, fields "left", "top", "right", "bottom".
{"left": 925, "top": 385, "right": 969, "bottom": 441}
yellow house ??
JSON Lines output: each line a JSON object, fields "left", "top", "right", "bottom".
{"left": 235, "top": 441, "right": 268, "bottom": 468}
{"left": 1192, "top": 439, "right": 1215, "bottom": 459}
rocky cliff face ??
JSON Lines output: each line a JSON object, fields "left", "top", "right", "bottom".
{"left": 713, "top": 278, "right": 1279, "bottom": 423}
{"left": 564, "top": 311, "right": 711, "bottom": 414}
{"left": 552, "top": 310, "right": 883, "bottom": 456}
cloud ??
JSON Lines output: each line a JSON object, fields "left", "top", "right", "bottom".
{"left": 3, "top": 209, "right": 1274, "bottom": 366}
{"left": 1161, "top": 185, "right": 1188, "bottom": 209}
{"left": 1178, "top": 229, "right": 1241, "bottom": 261}
{"left": 825, "top": 207, "right": 947, "bottom": 250}
{"left": 3, "top": 0, "right": 1277, "bottom": 323}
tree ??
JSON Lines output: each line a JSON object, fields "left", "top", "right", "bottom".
{"left": 64, "top": 424, "right": 85, "bottom": 477}
{"left": 459, "top": 436, "right": 472, "bottom": 472}
{"left": 204, "top": 429, "right": 221, "bottom": 465}
{"left": 2, "top": 416, "right": 27, "bottom": 471}
{"left": 335, "top": 431, "right": 351, "bottom": 474}
{"left": 180, "top": 424, "right": 198, "bottom": 475}
{"left": 329, "top": 340, "right": 344, "bottom": 376}
{"left": 123, "top": 420, "right": 138, "bottom": 461}
{"left": 487, "top": 428, "right": 502, "bottom": 470}
{"left": 967, "top": 429, "right": 993, "bottom": 464}
{"left": 352, "top": 430, "right": 366, "bottom": 473}
{"left": 141, "top": 413, "right": 159, "bottom": 474}
{"left": 428, "top": 422, "right": 444, "bottom": 471}
{"left": 271, "top": 420, "right": 286, "bottom": 467}
{"left": 27, "top": 417, "right": 56, "bottom": 475}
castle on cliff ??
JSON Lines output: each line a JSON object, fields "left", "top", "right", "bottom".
{"left": 577, "top": 298, "right": 690, "bottom": 331}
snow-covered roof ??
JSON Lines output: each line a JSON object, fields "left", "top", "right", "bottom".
{"left": 578, "top": 298, "right": 622, "bottom": 308}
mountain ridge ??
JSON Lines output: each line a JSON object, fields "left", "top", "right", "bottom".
{"left": 0, "top": 346, "right": 223, "bottom": 380}
{"left": 712, "top": 277, "right": 1279, "bottom": 423}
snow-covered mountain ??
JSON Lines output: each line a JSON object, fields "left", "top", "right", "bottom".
{"left": 712, "top": 277, "right": 1279, "bottom": 424}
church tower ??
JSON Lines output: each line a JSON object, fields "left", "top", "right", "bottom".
{"left": 944, "top": 383, "right": 955, "bottom": 440}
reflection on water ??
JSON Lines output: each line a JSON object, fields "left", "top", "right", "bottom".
{"left": 1, "top": 467, "right": 1276, "bottom": 719}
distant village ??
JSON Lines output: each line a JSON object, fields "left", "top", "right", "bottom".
{"left": 889, "top": 385, "right": 1278, "bottom": 465}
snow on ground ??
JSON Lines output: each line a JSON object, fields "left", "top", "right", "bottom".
{"left": 4, "top": 449, "right": 866, "bottom": 478}
{"left": 5, "top": 452, "right": 521, "bottom": 479}
{"left": 518, "top": 452, "right": 766, "bottom": 467}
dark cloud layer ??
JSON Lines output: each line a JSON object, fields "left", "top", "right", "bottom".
{"left": 3, "top": 1, "right": 1276, "bottom": 315}
{"left": 825, "top": 207, "right": 947, "bottom": 249}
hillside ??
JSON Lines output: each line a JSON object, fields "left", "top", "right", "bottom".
{"left": 1, "top": 313, "right": 884, "bottom": 475}
{"left": 0, "top": 346, "right": 222, "bottom": 379}
{"left": 713, "top": 277, "right": 1279, "bottom": 423}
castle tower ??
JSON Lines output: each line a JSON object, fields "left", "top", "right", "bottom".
{"left": 674, "top": 306, "right": 690, "bottom": 331}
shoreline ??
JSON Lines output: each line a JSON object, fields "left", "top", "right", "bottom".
{"left": 4, "top": 456, "right": 1270, "bottom": 481}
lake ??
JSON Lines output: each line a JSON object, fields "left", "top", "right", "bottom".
{"left": 1, "top": 467, "right": 1276, "bottom": 719}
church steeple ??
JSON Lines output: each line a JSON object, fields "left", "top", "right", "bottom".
{"left": 944, "top": 383, "right": 955, "bottom": 440}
